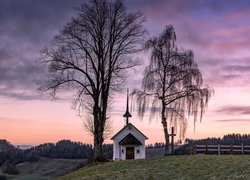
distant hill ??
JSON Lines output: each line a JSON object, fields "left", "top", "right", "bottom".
{"left": 146, "top": 145, "right": 182, "bottom": 158}
{"left": 0, "top": 139, "right": 93, "bottom": 167}
{"left": 16, "top": 145, "right": 33, "bottom": 150}
{"left": 0, "top": 139, "right": 16, "bottom": 151}
{"left": 1, "top": 157, "right": 88, "bottom": 180}
{"left": 31, "top": 140, "right": 94, "bottom": 159}
{"left": 0, "top": 139, "right": 26, "bottom": 166}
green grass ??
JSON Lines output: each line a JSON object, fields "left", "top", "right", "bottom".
{"left": 57, "top": 155, "right": 250, "bottom": 180}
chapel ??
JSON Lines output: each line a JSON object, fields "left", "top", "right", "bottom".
{"left": 111, "top": 90, "right": 148, "bottom": 160}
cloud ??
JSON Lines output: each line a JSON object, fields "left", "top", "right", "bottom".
{"left": 213, "top": 119, "right": 250, "bottom": 123}
{"left": 214, "top": 39, "right": 250, "bottom": 52}
{"left": 0, "top": 49, "right": 47, "bottom": 100}
{"left": 1, "top": 0, "right": 250, "bottom": 100}
{"left": 131, "top": 0, "right": 250, "bottom": 90}
{"left": 0, "top": 117, "right": 9, "bottom": 122}
{"left": 213, "top": 27, "right": 250, "bottom": 38}
{"left": 198, "top": 56, "right": 250, "bottom": 87}
{"left": 0, "top": 0, "right": 83, "bottom": 100}
{"left": 216, "top": 105, "right": 250, "bottom": 115}
{"left": 0, "top": 0, "right": 82, "bottom": 43}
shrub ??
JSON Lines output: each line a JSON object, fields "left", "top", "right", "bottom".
{"left": 26, "top": 152, "right": 40, "bottom": 162}
{"left": 0, "top": 174, "right": 7, "bottom": 180}
{"left": 2, "top": 162, "right": 19, "bottom": 175}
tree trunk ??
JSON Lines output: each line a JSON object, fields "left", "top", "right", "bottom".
{"left": 93, "top": 132, "right": 104, "bottom": 161}
{"left": 161, "top": 98, "right": 169, "bottom": 156}
{"left": 162, "top": 117, "right": 169, "bottom": 156}
{"left": 93, "top": 103, "right": 104, "bottom": 161}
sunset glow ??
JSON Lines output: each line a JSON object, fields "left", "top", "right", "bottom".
{"left": 0, "top": 0, "right": 250, "bottom": 146}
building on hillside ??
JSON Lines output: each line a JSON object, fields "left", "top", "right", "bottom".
{"left": 111, "top": 90, "right": 148, "bottom": 160}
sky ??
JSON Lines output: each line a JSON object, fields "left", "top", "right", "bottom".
{"left": 0, "top": 0, "right": 250, "bottom": 146}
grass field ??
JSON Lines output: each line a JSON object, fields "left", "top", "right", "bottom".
{"left": 57, "top": 155, "right": 250, "bottom": 180}
{"left": 1, "top": 158, "right": 88, "bottom": 180}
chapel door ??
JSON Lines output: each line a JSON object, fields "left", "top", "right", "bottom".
{"left": 126, "top": 147, "right": 134, "bottom": 159}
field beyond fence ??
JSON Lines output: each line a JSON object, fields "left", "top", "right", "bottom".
{"left": 195, "top": 144, "right": 250, "bottom": 155}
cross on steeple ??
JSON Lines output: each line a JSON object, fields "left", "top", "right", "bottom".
{"left": 123, "top": 89, "right": 132, "bottom": 125}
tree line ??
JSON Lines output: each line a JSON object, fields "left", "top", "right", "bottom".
{"left": 185, "top": 133, "right": 250, "bottom": 145}
{"left": 146, "top": 142, "right": 165, "bottom": 149}
{"left": 0, "top": 139, "right": 113, "bottom": 168}
{"left": 175, "top": 133, "right": 250, "bottom": 155}
{"left": 1, "top": 133, "right": 249, "bottom": 167}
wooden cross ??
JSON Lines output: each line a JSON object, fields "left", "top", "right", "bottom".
{"left": 169, "top": 127, "right": 176, "bottom": 155}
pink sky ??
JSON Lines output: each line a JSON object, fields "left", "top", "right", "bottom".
{"left": 0, "top": 0, "right": 249, "bottom": 146}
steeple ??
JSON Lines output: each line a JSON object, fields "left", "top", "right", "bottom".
{"left": 123, "top": 89, "right": 132, "bottom": 125}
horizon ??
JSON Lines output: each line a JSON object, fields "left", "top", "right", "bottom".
{"left": 6, "top": 131, "right": 250, "bottom": 148}
{"left": 0, "top": 0, "right": 250, "bottom": 146}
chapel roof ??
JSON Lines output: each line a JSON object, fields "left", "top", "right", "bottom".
{"left": 111, "top": 123, "right": 148, "bottom": 140}
{"left": 119, "top": 133, "right": 142, "bottom": 145}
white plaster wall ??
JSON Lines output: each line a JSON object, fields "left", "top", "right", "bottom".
{"left": 114, "top": 145, "right": 146, "bottom": 160}
{"left": 112, "top": 124, "right": 147, "bottom": 160}
{"left": 141, "top": 142, "right": 146, "bottom": 159}
{"left": 134, "top": 145, "right": 141, "bottom": 159}
{"left": 113, "top": 141, "right": 121, "bottom": 160}
{"left": 121, "top": 145, "right": 126, "bottom": 160}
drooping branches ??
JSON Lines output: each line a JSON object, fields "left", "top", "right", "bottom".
{"left": 133, "top": 25, "right": 212, "bottom": 155}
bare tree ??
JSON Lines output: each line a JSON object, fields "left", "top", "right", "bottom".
{"left": 40, "top": 0, "right": 146, "bottom": 161}
{"left": 133, "top": 25, "right": 212, "bottom": 155}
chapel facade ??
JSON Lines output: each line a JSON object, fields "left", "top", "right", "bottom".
{"left": 111, "top": 90, "right": 148, "bottom": 160}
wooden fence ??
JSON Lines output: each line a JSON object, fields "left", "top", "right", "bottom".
{"left": 195, "top": 144, "right": 250, "bottom": 155}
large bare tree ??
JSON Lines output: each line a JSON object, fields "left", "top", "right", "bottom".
{"left": 40, "top": 0, "right": 146, "bottom": 161}
{"left": 133, "top": 25, "right": 212, "bottom": 155}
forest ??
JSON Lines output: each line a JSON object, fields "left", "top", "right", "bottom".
{"left": 1, "top": 133, "right": 250, "bottom": 169}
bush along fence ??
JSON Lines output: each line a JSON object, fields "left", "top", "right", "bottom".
{"left": 194, "top": 144, "right": 250, "bottom": 155}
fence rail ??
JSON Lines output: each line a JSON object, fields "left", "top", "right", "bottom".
{"left": 195, "top": 144, "right": 250, "bottom": 155}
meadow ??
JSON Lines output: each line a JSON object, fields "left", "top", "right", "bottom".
{"left": 58, "top": 155, "right": 250, "bottom": 180}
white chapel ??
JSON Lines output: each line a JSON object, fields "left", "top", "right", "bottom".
{"left": 111, "top": 90, "right": 148, "bottom": 160}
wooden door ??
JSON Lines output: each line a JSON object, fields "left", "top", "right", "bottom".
{"left": 126, "top": 147, "right": 134, "bottom": 159}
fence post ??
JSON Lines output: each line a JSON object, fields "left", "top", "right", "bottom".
{"left": 218, "top": 144, "right": 220, "bottom": 155}
{"left": 241, "top": 143, "right": 244, "bottom": 155}
{"left": 206, "top": 145, "right": 208, "bottom": 154}
{"left": 230, "top": 145, "right": 233, "bottom": 154}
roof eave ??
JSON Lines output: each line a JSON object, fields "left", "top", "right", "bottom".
{"left": 111, "top": 123, "right": 148, "bottom": 140}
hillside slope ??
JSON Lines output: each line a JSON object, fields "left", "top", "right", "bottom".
{"left": 1, "top": 158, "right": 88, "bottom": 180}
{"left": 58, "top": 155, "right": 250, "bottom": 180}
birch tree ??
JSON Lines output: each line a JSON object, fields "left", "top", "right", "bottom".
{"left": 133, "top": 25, "right": 212, "bottom": 155}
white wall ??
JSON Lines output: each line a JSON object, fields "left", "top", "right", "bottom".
{"left": 118, "top": 145, "right": 144, "bottom": 160}
{"left": 112, "top": 124, "right": 147, "bottom": 160}
{"left": 113, "top": 140, "right": 120, "bottom": 160}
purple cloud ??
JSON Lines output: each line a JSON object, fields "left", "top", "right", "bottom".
{"left": 1, "top": 0, "right": 250, "bottom": 100}
{"left": 213, "top": 119, "right": 250, "bottom": 123}
{"left": 217, "top": 106, "right": 250, "bottom": 115}
{"left": 0, "top": 0, "right": 83, "bottom": 100}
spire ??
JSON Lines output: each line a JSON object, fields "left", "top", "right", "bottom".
{"left": 123, "top": 89, "right": 132, "bottom": 125}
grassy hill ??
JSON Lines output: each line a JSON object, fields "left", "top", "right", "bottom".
{"left": 57, "top": 155, "right": 250, "bottom": 180}
{"left": 1, "top": 158, "right": 88, "bottom": 180}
